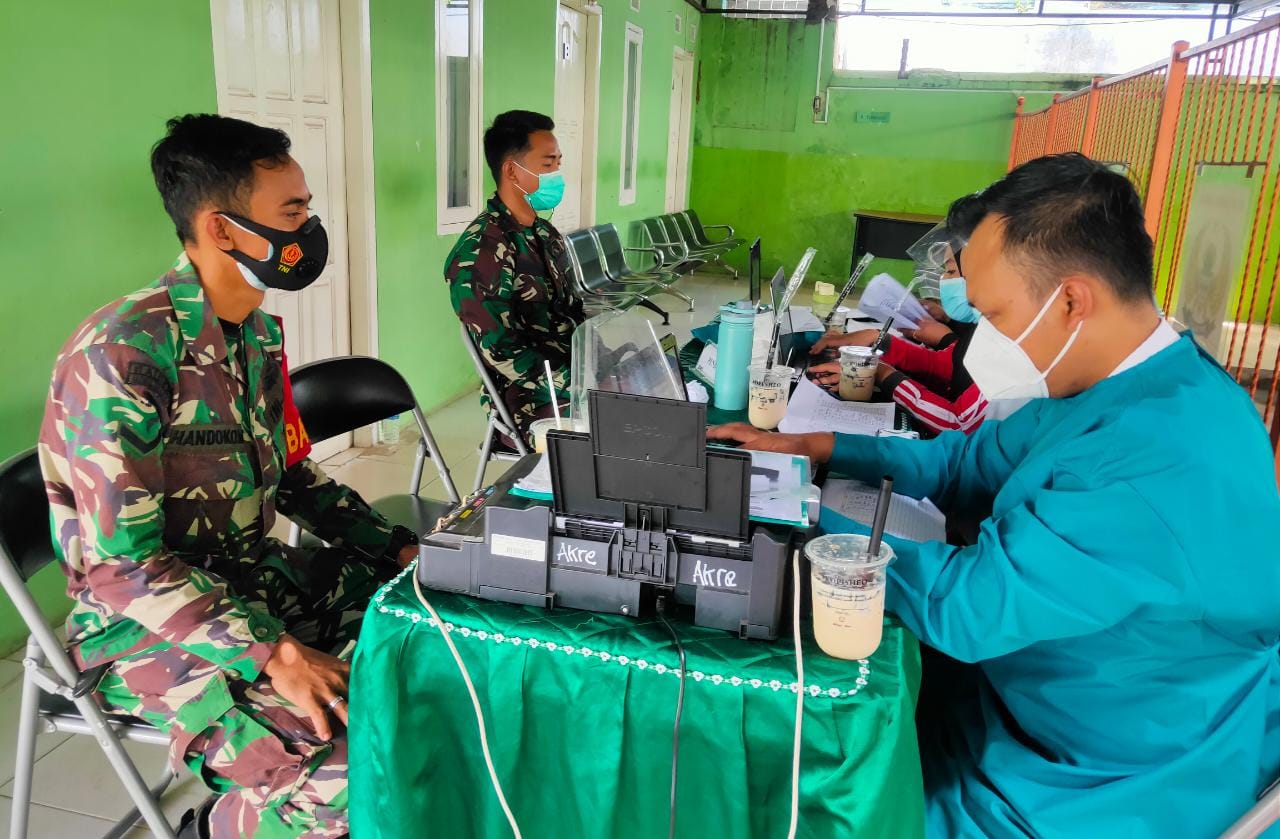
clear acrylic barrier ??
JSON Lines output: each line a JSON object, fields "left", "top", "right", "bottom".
{"left": 569, "top": 309, "right": 688, "bottom": 425}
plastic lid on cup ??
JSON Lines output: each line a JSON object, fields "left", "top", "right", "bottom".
{"left": 748, "top": 363, "right": 795, "bottom": 379}
{"left": 839, "top": 345, "right": 879, "bottom": 359}
{"left": 804, "top": 533, "right": 894, "bottom": 569}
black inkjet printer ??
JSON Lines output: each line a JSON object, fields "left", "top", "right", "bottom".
{"left": 417, "top": 391, "right": 797, "bottom": 639}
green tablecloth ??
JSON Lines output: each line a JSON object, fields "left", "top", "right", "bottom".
{"left": 350, "top": 567, "right": 925, "bottom": 838}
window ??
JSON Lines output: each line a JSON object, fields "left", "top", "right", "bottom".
{"left": 834, "top": 1, "right": 1220, "bottom": 77}
{"left": 720, "top": 0, "right": 807, "bottom": 17}
{"left": 436, "top": 0, "right": 483, "bottom": 234}
{"left": 620, "top": 23, "right": 644, "bottom": 206}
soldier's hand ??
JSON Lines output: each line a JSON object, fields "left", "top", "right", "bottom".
{"left": 264, "top": 634, "right": 350, "bottom": 741}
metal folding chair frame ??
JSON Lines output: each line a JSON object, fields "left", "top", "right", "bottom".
{"left": 0, "top": 450, "right": 178, "bottom": 839}
{"left": 459, "top": 324, "right": 530, "bottom": 494}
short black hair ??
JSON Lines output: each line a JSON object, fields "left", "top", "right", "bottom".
{"left": 944, "top": 192, "right": 986, "bottom": 273}
{"left": 484, "top": 110, "right": 555, "bottom": 185}
{"left": 945, "top": 192, "right": 986, "bottom": 246}
{"left": 970, "top": 153, "right": 1154, "bottom": 303}
{"left": 150, "top": 114, "right": 292, "bottom": 243}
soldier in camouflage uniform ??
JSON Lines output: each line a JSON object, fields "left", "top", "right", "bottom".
{"left": 38, "top": 115, "right": 418, "bottom": 839}
{"left": 444, "top": 110, "right": 585, "bottom": 445}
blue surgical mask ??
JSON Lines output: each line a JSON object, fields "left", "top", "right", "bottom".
{"left": 515, "top": 162, "right": 565, "bottom": 211}
{"left": 939, "top": 277, "right": 980, "bottom": 324}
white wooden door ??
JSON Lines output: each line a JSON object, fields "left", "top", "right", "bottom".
{"left": 664, "top": 51, "right": 695, "bottom": 213}
{"left": 211, "top": 0, "right": 353, "bottom": 459}
{"left": 553, "top": 3, "right": 588, "bottom": 233}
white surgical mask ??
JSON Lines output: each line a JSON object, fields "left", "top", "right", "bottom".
{"left": 963, "top": 284, "right": 1083, "bottom": 401}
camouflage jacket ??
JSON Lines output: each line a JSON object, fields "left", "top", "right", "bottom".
{"left": 38, "top": 255, "right": 395, "bottom": 682}
{"left": 444, "top": 195, "right": 585, "bottom": 437}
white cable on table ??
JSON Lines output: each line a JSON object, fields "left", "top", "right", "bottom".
{"left": 413, "top": 570, "right": 523, "bottom": 839}
{"left": 788, "top": 547, "right": 804, "bottom": 839}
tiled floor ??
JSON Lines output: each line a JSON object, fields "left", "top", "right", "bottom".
{"left": 0, "top": 270, "right": 742, "bottom": 837}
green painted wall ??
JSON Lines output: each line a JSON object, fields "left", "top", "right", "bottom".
{"left": 372, "top": 0, "right": 702, "bottom": 417}
{"left": 0, "top": 1, "right": 218, "bottom": 652}
{"left": 689, "top": 15, "right": 1066, "bottom": 284}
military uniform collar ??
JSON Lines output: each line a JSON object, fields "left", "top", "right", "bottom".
{"left": 164, "top": 253, "right": 231, "bottom": 365}
{"left": 487, "top": 193, "right": 545, "bottom": 233}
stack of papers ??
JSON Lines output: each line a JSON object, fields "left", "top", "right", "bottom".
{"left": 778, "top": 376, "right": 896, "bottom": 436}
{"left": 856, "top": 274, "right": 929, "bottom": 331}
{"left": 821, "top": 478, "right": 946, "bottom": 543}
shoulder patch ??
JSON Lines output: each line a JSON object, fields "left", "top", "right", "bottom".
{"left": 124, "top": 361, "right": 174, "bottom": 408}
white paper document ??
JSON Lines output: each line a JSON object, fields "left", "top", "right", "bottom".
{"left": 778, "top": 376, "right": 896, "bottom": 436}
{"left": 511, "top": 454, "right": 553, "bottom": 498}
{"left": 751, "top": 310, "right": 776, "bottom": 366}
{"left": 855, "top": 273, "right": 929, "bottom": 331}
{"left": 821, "top": 478, "right": 947, "bottom": 543}
{"left": 694, "top": 342, "right": 717, "bottom": 383}
{"left": 747, "top": 449, "right": 810, "bottom": 526}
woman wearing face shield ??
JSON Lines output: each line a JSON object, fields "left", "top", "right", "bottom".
{"left": 807, "top": 196, "right": 992, "bottom": 435}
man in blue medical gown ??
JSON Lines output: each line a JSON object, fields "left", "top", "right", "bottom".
{"left": 711, "top": 153, "right": 1280, "bottom": 837}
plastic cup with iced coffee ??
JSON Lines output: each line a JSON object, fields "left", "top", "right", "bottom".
{"left": 838, "top": 345, "right": 881, "bottom": 402}
{"left": 529, "top": 417, "right": 575, "bottom": 454}
{"left": 747, "top": 364, "right": 793, "bottom": 430}
{"left": 805, "top": 533, "right": 894, "bottom": 660}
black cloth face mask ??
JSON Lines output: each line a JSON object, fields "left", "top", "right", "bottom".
{"left": 218, "top": 212, "right": 329, "bottom": 292}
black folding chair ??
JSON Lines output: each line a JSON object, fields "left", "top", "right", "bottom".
{"left": 288, "top": 356, "right": 460, "bottom": 537}
{"left": 0, "top": 449, "right": 178, "bottom": 839}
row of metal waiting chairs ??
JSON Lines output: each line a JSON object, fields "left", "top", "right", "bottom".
{"left": 640, "top": 209, "right": 744, "bottom": 278}
{"left": 563, "top": 210, "right": 743, "bottom": 324}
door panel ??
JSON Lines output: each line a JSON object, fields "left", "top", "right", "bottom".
{"left": 211, "top": 0, "right": 352, "bottom": 460}
{"left": 554, "top": 4, "right": 588, "bottom": 233}
{"left": 665, "top": 52, "right": 695, "bottom": 213}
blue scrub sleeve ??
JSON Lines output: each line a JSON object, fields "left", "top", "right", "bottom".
{"left": 884, "top": 478, "right": 1191, "bottom": 663}
{"left": 828, "top": 420, "right": 1021, "bottom": 511}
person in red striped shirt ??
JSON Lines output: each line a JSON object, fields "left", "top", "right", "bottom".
{"left": 809, "top": 195, "right": 989, "bottom": 435}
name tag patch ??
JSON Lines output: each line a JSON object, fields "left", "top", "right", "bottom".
{"left": 167, "top": 423, "right": 247, "bottom": 453}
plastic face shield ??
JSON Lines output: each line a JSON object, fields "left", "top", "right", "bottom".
{"left": 906, "top": 222, "right": 967, "bottom": 297}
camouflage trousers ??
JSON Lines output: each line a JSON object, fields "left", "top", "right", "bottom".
{"left": 95, "top": 546, "right": 396, "bottom": 839}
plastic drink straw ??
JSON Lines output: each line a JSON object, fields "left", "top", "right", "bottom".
{"left": 867, "top": 476, "right": 894, "bottom": 560}
{"left": 544, "top": 360, "right": 561, "bottom": 422}
{"left": 825, "top": 252, "right": 876, "bottom": 328}
{"left": 874, "top": 317, "right": 895, "bottom": 353}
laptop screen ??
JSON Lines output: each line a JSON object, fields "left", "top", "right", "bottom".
{"left": 660, "top": 333, "right": 688, "bottom": 400}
